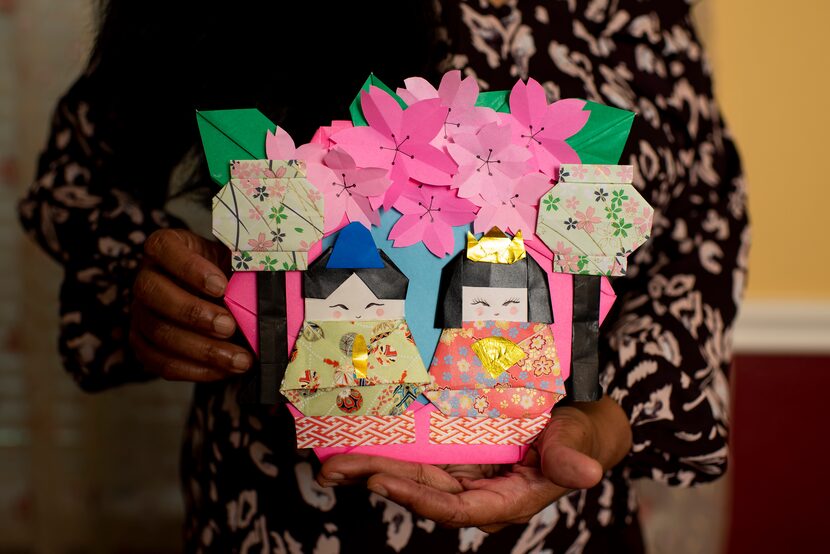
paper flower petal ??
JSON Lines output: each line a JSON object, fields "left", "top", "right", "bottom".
{"left": 438, "top": 70, "right": 479, "bottom": 108}
{"left": 360, "top": 86, "right": 403, "bottom": 138}
{"left": 265, "top": 126, "right": 296, "bottom": 160}
{"left": 331, "top": 126, "right": 391, "bottom": 168}
{"left": 397, "top": 77, "right": 439, "bottom": 104}
{"left": 389, "top": 186, "right": 477, "bottom": 257}
{"left": 509, "top": 78, "right": 549, "bottom": 130}
{"left": 540, "top": 99, "right": 590, "bottom": 140}
{"left": 400, "top": 98, "right": 447, "bottom": 144}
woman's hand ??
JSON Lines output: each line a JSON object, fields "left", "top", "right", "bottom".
{"left": 129, "top": 229, "right": 253, "bottom": 381}
{"left": 318, "top": 396, "right": 632, "bottom": 533}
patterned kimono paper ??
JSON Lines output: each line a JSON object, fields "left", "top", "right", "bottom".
{"left": 281, "top": 319, "right": 429, "bottom": 417}
{"left": 536, "top": 164, "right": 654, "bottom": 276}
{"left": 426, "top": 321, "right": 564, "bottom": 418}
{"left": 290, "top": 402, "right": 551, "bottom": 450}
{"left": 212, "top": 159, "right": 324, "bottom": 271}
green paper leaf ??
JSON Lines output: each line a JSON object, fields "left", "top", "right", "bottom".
{"left": 475, "top": 90, "right": 511, "bottom": 113}
{"left": 350, "top": 74, "right": 408, "bottom": 127}
{"left": 566, "top": 101, "right": 635, "bottom": 165}
{"left": 196, "top": 109, "right": 276, "bottom": 186}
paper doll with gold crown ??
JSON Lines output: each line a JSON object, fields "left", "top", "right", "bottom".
{"left": 425, "top": 227, "right": 566, "bottom": 419}
{"left": 280, "top": 222, "right": 430, "bottom": 417}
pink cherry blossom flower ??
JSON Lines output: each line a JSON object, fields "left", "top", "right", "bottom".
{"left": 388, "top": 184, "right": 477, "bottom": 257}
{"left": 306, "top": 148, "right": 390, "bottom": 234}
{"left": 575, "top": 206, "right": 602, "bottom": 233}
{"left": 471, "top": 172, "right": 552, "bottom": 244}
{"left": 265, "top": 125, "right": 326, "bottom": 165}
{"left": 447, "top": 122, "right": 531, "bottom": 202}
{"left": 248, "top": 208, "right": 261, "bottom": 221}
{"left": 397, "top": 70, "right": 498, "bottom": 146}
{"left": 592, "top": 165, "right": 612, "bottom": 178}
{"left": 237, "top": 178, "right": 259, "bottom": 194}
{"left": 503, "top": 78, "right": 590, "bottom": 177}
{"left": 622, "top": 198, "right": 639, "bottom": 215}
{"left": 266, "top": 180, "right": 287, "bottom": 199}
{"left": 306, "top": 188, "right": 322, "bottom": 203}
{"left": 229, "top": 161, "right": 257, "bottom": 179}
{"left": 247, "top": 232, "right": 274, "bottom": 251}
{"left": 616, "top": 165, "right": 634, "bottom": 181}
{"left": 332, "top": 86, "right": 457, "bottom": 209}
{"left": 571, "top": 166, "right": 588, "bottom": 180}
{"left": 565, "top": 196, "right": 580, "bottom": 210}
{"left": 634, "top": 206, "right": 652, "bottom": 235}
{"left": 552, "top": 242, "right": 580, "bottom": 273}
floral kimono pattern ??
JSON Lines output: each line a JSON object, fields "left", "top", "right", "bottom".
{"left": 281, "top": 319, "right": 429, "bottom": 417}
{"left": 426, "top": 321, "right": 564, "bottom": 418}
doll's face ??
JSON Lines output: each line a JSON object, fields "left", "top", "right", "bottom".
{"left": 461, "top": 286, "right": 528, "bottom": 322}
{"left": 305, "top": 273, "right": 405, "bottom": 321}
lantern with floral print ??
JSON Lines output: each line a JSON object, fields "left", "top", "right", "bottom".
{"left": 536, "top": 164, "right": 654, "bottom": 401}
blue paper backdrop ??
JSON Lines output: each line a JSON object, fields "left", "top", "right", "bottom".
{"left": 322, "top": 210, "right": 471, "bottom": 367}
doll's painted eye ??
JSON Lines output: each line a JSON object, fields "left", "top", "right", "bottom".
{"left": 365, "top": 302, "right": 385, "bottom": 309}
{"left": 471, "top": 298, "right": 490, "bottom": 307}
{"left": 502, "top": 298, "right": 521, "bottom": 306}
{"left": 329, "top": 304, "right": 349, "bottom": 310}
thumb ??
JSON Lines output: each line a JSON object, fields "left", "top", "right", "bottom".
{"left": 537, "top": 408, "right": 604, "bottom": 490}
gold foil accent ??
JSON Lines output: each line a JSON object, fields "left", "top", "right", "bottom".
{"left": 352, "top": 333, "right": 369, "bottom": 379}
{"left": 471, "top": 336, "right": 526, "bottom": 379}
{"left": 466, "top": 227, "right": 526, "bottom": 264}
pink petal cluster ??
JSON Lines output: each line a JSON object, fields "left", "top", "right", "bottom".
{"left": 447, "top": 122, "right": 531, "bottom": 202}
{"left": 502, "top": 79, "right": 589, "bottom": 178}
{"left": 332, "top": 87, "right": 457, "bottom": 209}
{"left": 270, "top": 75, "right": 590, "bottom": 258}
{"left": 388, "top": 184, "right": 477, "bottom": 257}
{"left": 471, "top": 172, "right": 552, "bottom": 244}
{"left": 265, "top": 126, "right": 326, "bottom": 166}
{"left": 397, "top": 70, "right": 498, "bottom": 147}
{"left": 306, "top": 149, "right": 390, "bottom": 234}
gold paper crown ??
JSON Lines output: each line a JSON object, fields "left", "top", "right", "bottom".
{"left": 466, "top": 227, "right": 526, "bottom": 264}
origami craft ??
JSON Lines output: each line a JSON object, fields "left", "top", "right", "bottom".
{"left": 425, "top": 228, "right": 564, "bottom": 425}
{"left": 537, "top": 164, "right": 652, "bottom": 277}
{"left": 198, "top": 111, "right": 325, "bottom": 405}
{"left": 223, "top": 214, "right": 618, "bottom": 463}
{"left": 213, "top": 159, "right": 324, "bottom": 271}
{"left": 536, "top": 163, "right": 654, "bottom": 401}
{"left": 197, "top": 72, "right": 645, "bottom": 462}
{"left": 280, "top": 223, "right": 430, "bottom": 417}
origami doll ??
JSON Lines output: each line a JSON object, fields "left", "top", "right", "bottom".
{"left": 280, "top": 223, "right": 430, "bottom": 416}
{"left": 425, "top": 227, "right": 565, "bottom": 419}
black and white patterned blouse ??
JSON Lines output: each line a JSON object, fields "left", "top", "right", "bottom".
{"left": 19, "top": 1, "right": 747, "bottom": 552}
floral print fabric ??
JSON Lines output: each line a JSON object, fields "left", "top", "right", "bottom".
{"left": 19, "top": 0, "right": 748, "bottom": 551}
{"left": 538, "top": 163, "right": 654, "bottom": 276}
{"left": 425, "top": 321, "right": 564, "bottom": 418}
{"left": 281, "top": 319, "right": 429, "bottom": 417}
{"left": 214, "top": 159, "right": 324, "bottom": 271}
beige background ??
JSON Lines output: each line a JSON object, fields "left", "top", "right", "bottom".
{"left": 707, "top": 0, "right": 830, "bottom": 299}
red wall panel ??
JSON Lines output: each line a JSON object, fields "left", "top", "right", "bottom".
{"left": 728, "top": 355, "right": 830, "bottom": 553}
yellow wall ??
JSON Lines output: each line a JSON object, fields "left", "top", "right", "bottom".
{"left": 704, "top": 1, "right": 830, "bottom": 299}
